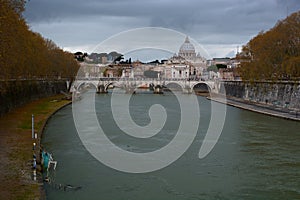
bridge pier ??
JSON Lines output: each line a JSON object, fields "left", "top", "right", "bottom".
{"left": 123, "top": 82, "right": 136, "bottom": 94}
{"left": 125, "top": 86, "right": 136, "bottom": 94}
{"left": 153, "top": 85, "right": 163, "bottom": 94}
{"left": 97, "top": 85, "right": 108, "bottom": 94}
{"left": 182, "top": 86, "right": 193, "bottom": 94}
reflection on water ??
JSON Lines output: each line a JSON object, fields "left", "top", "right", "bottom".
{"left": 42, "top": 91, "right": 300, "bottom": 199}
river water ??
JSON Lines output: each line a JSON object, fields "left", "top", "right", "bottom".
{"left": 42, "top": 90, "right": 300, "bottom": 200}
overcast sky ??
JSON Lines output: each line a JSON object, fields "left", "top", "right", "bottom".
{"left": 24, "top": 0, "right": 300, "bottom": 60}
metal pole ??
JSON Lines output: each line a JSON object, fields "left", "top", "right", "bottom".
{"left": 32, "top": 114, "right": 34, "bottom": 139}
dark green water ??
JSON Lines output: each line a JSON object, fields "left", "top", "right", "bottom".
{"left": 42, "top": 90, "right": 300, "bottom": 200}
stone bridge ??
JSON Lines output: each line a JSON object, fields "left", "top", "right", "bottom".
{"left": 71, "top": 77, "right": 220, "bottom": 94}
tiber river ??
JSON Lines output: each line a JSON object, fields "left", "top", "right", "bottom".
{"left": 42, "top": 89, "right": 300, "bottom": 200}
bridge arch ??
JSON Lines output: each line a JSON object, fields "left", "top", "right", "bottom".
{"left": 191, "top": 82, "right": 211, "bottom": 94}
{"left": 104, "top": 82, "right": 115, "bottom": 91}
{"left": 165, "top": 82, "right": 183, "bottom": 91}
{"left": 76, "top": 81, "right": 98, "bottom": 91}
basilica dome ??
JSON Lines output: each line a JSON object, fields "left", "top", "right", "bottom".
{"left": 179, "top": 36, "right": 195, "bottom": 53}
{"left": 178, "top": 36, "right": 196, "bottom": 60}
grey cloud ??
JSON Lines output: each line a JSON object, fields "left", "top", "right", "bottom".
{"left": 25, "top": 0, "right": 300, "bottom": 31}
{"left": 23, "top": 0, "right": 300, "bottom": 57}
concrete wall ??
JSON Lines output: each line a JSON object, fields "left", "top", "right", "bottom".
{"left": 221, "top": 81, "right": 300, "bottom": 110}
{"left": 0, "top": 80, "right": 67, "bottom": 116}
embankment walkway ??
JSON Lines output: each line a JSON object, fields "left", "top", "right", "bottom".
{"left": 210, "top": 96, "right": 300, "bottom": 122}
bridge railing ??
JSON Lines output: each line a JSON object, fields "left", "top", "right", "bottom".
{"left": 76, "top": 77, "right": 204, "bottom": 82}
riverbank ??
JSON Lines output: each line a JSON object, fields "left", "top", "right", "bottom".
{"left": 209, "top": 94, "right": 300, "bottom": 121}
{"left": 0, "top": 95, "right": 71, "bottom": 200}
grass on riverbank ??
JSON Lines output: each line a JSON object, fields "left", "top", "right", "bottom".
{"left": 0, "top": 95, "right": 71, "bottom": 200}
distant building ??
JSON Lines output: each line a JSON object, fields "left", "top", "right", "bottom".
{"left": 101, "top": 56, "right": 107, "bottom": 64}
{"left": 178, "top": 36, "right": 206, "bottom": 66}
{"left": 79, "top": 62, "right": 104, "bottom": 78}
{"left": 178, "top": 36, "right": 196, "bottom": 60}
{"left": 210, "top": 57, "right": 231, "bottom": 67}
{"left": 161, "top": 36, "right": 207, "bottom": 79}
{"left": 87, "top": 52, "right": 122, "bottom": 64}
{"left": 82, "top": 36, "right": 208, "bottom": 79}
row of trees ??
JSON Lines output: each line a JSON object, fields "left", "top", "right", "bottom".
{"left": 0, "top": 0, "right": 80, "bottom": 80}
{"left": 238, "top": 11, "right": 300, "bottom": 81}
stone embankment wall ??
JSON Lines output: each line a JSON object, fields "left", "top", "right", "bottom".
{"left": 0, "top": 80, "right": 67, "bottom": 116}
{"left": 221, "top": 81, "right": 300, "bottom": 110}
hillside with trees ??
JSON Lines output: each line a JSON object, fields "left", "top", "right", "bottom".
{"left": 0, "top": 0, "right": 79, "bottom": 80}
{"left": 238, "top": 11, "right": 300, "bottom": 81}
